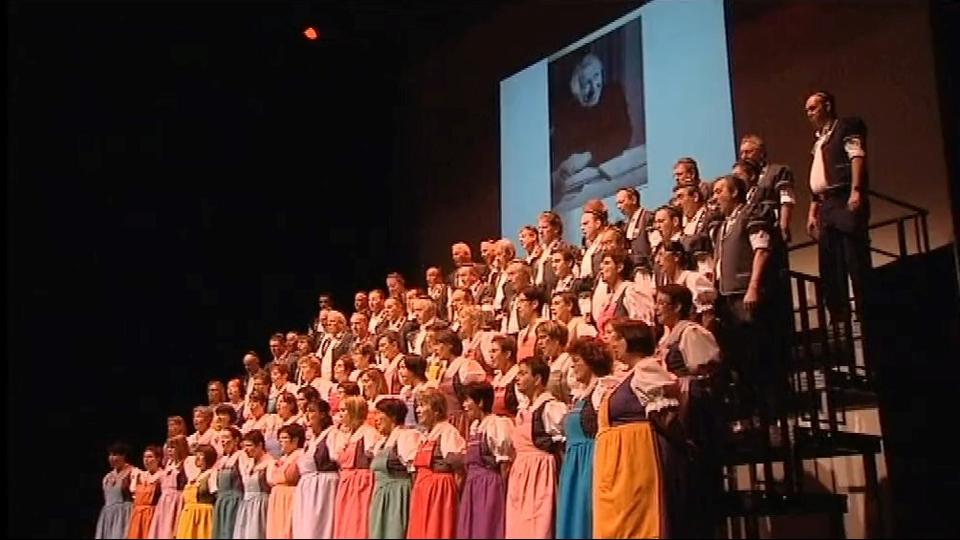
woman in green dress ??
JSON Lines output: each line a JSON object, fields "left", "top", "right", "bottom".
{"left": 368, "top": 397, "right": 422, "bottom": 539}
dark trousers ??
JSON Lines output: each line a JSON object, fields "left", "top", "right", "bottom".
{"left": 817, "top": 189, "right": 872, "bottom": 320}
{"left": 715, "top": 292, "right": 790, "bottom": 426}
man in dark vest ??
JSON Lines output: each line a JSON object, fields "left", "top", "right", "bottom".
{"left": 614, "top": 186, "right": 654, "bottom": 270}
{"left": 804, "top": 90, "right": 871, "bottom": 322}
{"left": 739, "top": 134, "right": 797, "bottom": 244}
{"left": 710, "top": 174, "right": 784, "bottom": 435}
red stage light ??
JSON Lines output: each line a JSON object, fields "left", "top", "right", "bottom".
{"left": 303, "top": 27, "right": 318, "bottom": 40}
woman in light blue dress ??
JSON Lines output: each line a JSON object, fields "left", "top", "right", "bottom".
{"left": 94, "top": 442, "right": 134, "bottom": 539}
{"left": 232, "top": 429, "right": 275, "bottom": 539}
{"left": 211, "top": 427, "right": 244, "bottom": 539}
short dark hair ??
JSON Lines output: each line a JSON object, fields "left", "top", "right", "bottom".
{"left": 305, "top": 399, "right": 331, "bottom": 416}
{"left": 401, "top": 355, "right": 428, "bottom": 381}
{"left": 491, "top": 335, "right": 517, "bottom": 360}
{"left": 675, "top": 157, "right": 701, "bottom": 180}
{"left": 732, "top": 159, "right": 761, "bottom": 182}
{"left": 658, "top": 283, "right": 694, "bottom": 320}
{"left": 378, "top": 330, "right": 402, "bottom": 348}
{"left": 552, "top": 244, "right": 578, "bottom": 264}
{"left": 519, "top": 355, "right": 551, "bottom": 387}
{"left": 242, "top": 429, "right": 265, "bottom": 447}
{"left": 617, "top": 186, "right": 640, "bottom": 204}
{"left": 107, "top": 441, "right": 131, "bottom": 459}
{"left": 538, "top": 210, "right": 564, "bottom": 235}
{"left": 195, "top": 444, "right": 218, "bottom": 469}
{"left": 375, "top": 397, "right": 408, "bottom": 426}
{"left": 718, "top": 174, "right": 748, "bottom": 204}
{"left": 662, "top": 241, "right": 692, "bottom": 270}
{"left": 248, "top": 390, "right": 267, "bottom": 405}
{"left": 518, "top": 285, "right": 548, "bottom": 311}
{"left": 339, "top": 381, "right": 361, "bottom": 396}
{"left": 655, "top": 205, "right": 683, "bottom": 222}
{"left": 567, "top": 336, "right": 614, "bottom": 376}
{"left": 811, "top": 90, "right": 836, "bottom": 114}
{"left": 610, "top": 318, "right": 657, "bottom": 356}
{"left": 223, "top": 426, "right": 242, "bottom": 443}
{"left": 214, "top": 404, "right": 238, "bottom": 425}
{"left": 520, "top": 224, "right": 538, "bottom": 237}
{"left": 305, "top": 400, "right": 334, "bottom": 432}
{"left": 463, "top": 381, "right": 495, "bottom": 414}
{"left": 297, "top": 385, "right": 321, "bottom": 404}
{"left": 278, "top": 424, "right": 306, "bottom": 448}
{"left": 433, "top": 328, "right": 464, "bottom": 356}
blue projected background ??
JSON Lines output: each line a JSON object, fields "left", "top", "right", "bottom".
{"left": 500, "top": 0, "right": 735, "bottom": 245}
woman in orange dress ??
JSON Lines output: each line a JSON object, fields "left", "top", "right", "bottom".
{"left": 593, "top": 318, "right": 686, "bottom": 538}
{"left": 126, "top": 446, "right": 163, "bottom": 539}
{"left": 406, "top": 388, "right": 467, "bottom": 539}
{"left": 333, "top": 396, "right": 383, "bottom": 539}
{"left": 264, "top": 424, "right": 305, "bottom": 539}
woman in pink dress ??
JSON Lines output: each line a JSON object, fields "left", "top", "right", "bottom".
{"left": 505, "top": 356, "right": 568, "bottom": 539}
{"left": 433, "top": 328, "right": 487, "bottom": 437}
{"left": 163, "top": 417, "right": 187, "bottom": 465}
{"left": 264, "top": 424, "right": 304, "bottom": 539}
{"left": 377, "top": 330, "right": 406, "bottom": 394}
{"left": 490, "top": 335, "right": 523, "bottom": 418}
{"left": 146, "top": 436, "right": 188, "bottom": 539}
{"left": 292, "top": 400, "right": 343, "bottom": 539}
{"left": 328, "top": 356, "right": 357, "bottom": 415}
{"left": 333, "top": 396, "right": 383, "bottom": 538}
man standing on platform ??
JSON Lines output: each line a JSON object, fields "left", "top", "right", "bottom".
{"left": 804, "top": 90, "right": 871, "bottom": 322}
{"left": 739, "top": 134, "right": 797, "bottom": 244}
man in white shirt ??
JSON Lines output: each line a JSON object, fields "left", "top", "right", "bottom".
{"left": 534, "top": 211, "right": 566, "bottom": 294}
{"left": 409, "top": 298, "right": 439, "bottom": 355}
{"left": 615, "top": 186, "right": 654, "bottom": 268}
{"left": 367, "top": 289, "right": 387, "bottom": 334}
{"left": 803, "top": 90, "right": 871, "bottom": 322}
{"left": 578, "top": 209, "right": 605, "bottom": 280}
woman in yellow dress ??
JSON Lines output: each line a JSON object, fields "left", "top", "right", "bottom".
{"left": 175, "top": 444, "right": 218, "bottom": 539}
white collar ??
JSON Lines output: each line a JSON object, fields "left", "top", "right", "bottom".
{"left": 426, "top": 420, "right": 452, "bottom": 440}
{"left": 493, "top": 364, "right": 519, "bottom": 386}
{"left": 523, "top": 391, "right": 556, "bottom": 412}
{"left": 816, "top": 119, "right": 839, "bottom": 140}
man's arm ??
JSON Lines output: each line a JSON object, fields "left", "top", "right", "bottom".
{"left": 744, "top": 247, "right": 770, "bottom": 313}
{"left": 780, "top": 204, "right": 793, "bottom": 244}
{"left": 848, "top": 157, "right": 865, "bottom": 212}
{"left": 807, "top": 199, "right": 821, "bottom": 240}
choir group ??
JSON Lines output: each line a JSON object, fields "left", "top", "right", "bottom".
{"left": 95, "top": 94, "right": 870, "bottom": 539}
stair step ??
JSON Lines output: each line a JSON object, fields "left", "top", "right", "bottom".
{"left": 723, "top": 427, "right": 881, "bottom": 465}
{"left": 720, "top": 490, "right": 848, "bottom": 518}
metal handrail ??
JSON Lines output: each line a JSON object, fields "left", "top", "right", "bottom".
{"left": 787, "top": 189, "right": 931, "bottom": 258}
{"left": 865, "top": 188, "right": 929, "bottom": 216}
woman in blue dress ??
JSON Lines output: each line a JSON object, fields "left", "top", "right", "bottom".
{"left": 232, "top": 429, "right": 275, "bottom": 539}
{"left": 556, "top": 337, "right": 613, "bottom": 539}
{"left": 211, "top": 427, "right": 244, "bottom": 539}
{"left": 94, "top": 442, "right": 134, "bottom": 539}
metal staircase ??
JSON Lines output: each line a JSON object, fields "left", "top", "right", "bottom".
{"left": 718, "top": 189, "right": 930, "bottom": 538}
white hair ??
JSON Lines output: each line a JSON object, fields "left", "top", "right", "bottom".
{"left": 569, "top": 53, "right": 603, "bottom": 103}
